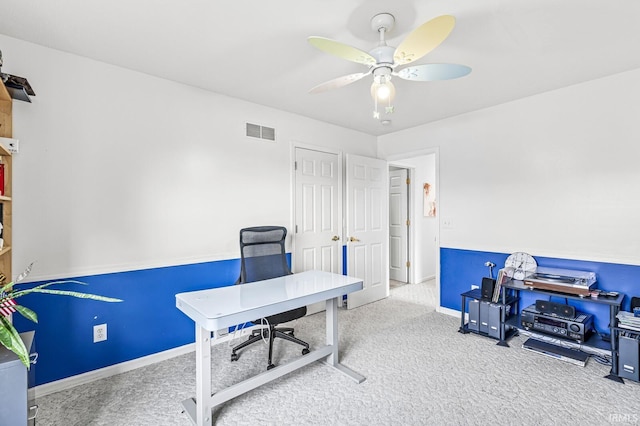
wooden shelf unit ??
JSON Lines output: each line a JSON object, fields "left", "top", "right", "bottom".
{"left": 0, "top": 81, "right": 13, "bottom": 283}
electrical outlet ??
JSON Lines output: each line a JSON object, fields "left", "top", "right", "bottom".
{"left": 93, "top": 324, "right": 107, "bottom": 343}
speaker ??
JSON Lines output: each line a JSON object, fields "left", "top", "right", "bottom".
{"left": 535, "top": 300, "right": 576, "bottom": 318}
{"left": 631, "top": 297, "right": 640, "bottom": 310}
{"left": 481, "top": 277, "right": 496, "bottom": 301}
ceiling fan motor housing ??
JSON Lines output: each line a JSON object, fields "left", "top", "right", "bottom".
{"left": 372, "top": 66, "right": 393, "bottom": 84}
{"left": 369, "top": 13, "right": 396, "bottom": 71}
{"left": 368, "top": 45, "right": 395, "bottom": 66}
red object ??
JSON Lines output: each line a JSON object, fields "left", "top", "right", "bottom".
{"left": 0, "top": 163, "right": 4, "bottom": 196}
{"left": 0, "top": 296, "right": 16, "bottom": 317}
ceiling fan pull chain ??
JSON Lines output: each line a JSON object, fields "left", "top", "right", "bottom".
{"left": 373, "top": 95, "right": 380, "bottom": 119}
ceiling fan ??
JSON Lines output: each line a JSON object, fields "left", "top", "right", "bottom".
{"left": 308, "top": 13, "right": 471, "bottom": 120}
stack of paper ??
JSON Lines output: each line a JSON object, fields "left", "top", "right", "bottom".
{"left": 617, "top": 311, "right": 640, "bottom": 332}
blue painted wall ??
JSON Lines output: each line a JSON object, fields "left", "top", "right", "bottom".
{"left": 442, "top": 247, "right": 640, "bottom": 334}
{"left": 14, "top": 259, "right": 241, "bottom": 386}
{"left": 16, "top": 246, "right": 639, "bottom": 386}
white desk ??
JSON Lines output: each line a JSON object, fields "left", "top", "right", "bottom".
{"left": 175, "top": 270, "right": 366, "bottom": 426}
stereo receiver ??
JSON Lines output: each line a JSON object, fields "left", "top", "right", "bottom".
{"left": 521, "top": 304, "right": 593, "bottom": 343}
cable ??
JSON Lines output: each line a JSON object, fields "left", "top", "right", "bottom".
{"left": 227, "top": 322, "right": 249, "bottom": 346}
{"left": 590, "top": 353, "right": 612, "bottom": 366}
{"left": 260, "top": 317, "right": 271, "bottom": 345}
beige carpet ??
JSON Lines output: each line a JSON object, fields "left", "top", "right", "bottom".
{"left": 35, "top": 280, "right": 639, "bottom": 425}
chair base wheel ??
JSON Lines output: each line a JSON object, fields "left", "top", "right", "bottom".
{"left": 231, "top": 353, "right": 238, "bottom": 362}
{"left": 302, "top": 348, "right": 310, "bottom": 355}
{"left": 267, "top": 364, "right": 275, "bottom": 370}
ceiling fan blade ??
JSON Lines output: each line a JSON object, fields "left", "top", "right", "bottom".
{"left": 309, "top": 72, "right": 369, "bottom": 94}
{"left": 395, "top": 63, "right": 471, "bottom": 81}
{"left": 393, "top": 15, "right": 456, "bottom": 65}
{"left": 308, "top": 37, "right": 376, "bottom": 66}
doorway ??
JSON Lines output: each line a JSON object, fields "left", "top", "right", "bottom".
{"left": 385, "top": 152, "right": 438, "bottom": 288}
{"left": 389, "top": 167, "right": 409, "bottom": 283}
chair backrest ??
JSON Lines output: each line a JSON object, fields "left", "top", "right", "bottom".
{"left": 238, "top": 226, "right": 292, "bottom": 284}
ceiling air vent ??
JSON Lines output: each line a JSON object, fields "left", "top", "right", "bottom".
{"left": 246, "top": 123, "right": 276, "bottom": 142}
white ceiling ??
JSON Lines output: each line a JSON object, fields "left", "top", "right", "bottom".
{"left": 1, "top": 0, "right": 639, "bottom": 136}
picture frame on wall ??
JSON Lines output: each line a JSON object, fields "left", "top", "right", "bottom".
{"left": 423, "top": 182, "right": 436, "bottom": 217}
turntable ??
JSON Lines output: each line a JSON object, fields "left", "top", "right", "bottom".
{"left": 523, "top": 267, "right": 596, "bottom": 297}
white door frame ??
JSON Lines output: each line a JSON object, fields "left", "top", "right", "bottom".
{"left": 384, "top": 148, "right": 440, "bottom": 307}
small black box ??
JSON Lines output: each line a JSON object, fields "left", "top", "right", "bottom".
{"left": 481, "top": 277, "right": 496, "bottom": 301}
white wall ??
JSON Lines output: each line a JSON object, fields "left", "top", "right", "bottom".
{"left": 378, "top": 68, "right": 640, "bottom": 266}
{"left": 0, "top": 35, "right": 377, "bottom": 281}
{"left": 7, "top": 33, "right": 638, "bottom": 282}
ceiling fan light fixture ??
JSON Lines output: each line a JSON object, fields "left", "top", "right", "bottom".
{"left": 371, "top": 78, "right": 394, "bottom": 100}
{"left": 371, "top": 77, "right": 395, "bottom": 119}
{"left": 376, "top": 83, "right": 391, "bottom": 100}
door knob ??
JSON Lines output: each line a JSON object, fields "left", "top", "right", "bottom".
{"left": 332, "top": 235, "right": 340, "bottom": 241}
{"left": 349, "top": 236, "right": 360, "bottom": 242}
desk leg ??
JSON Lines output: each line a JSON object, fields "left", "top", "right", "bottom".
{"left": 195, "top": 325, "right": 212, "bottom": 426}
{"left": 324, "top": 297, "right": 366, "bottom": 383}
{"left": 326, "top": 297, "right": 339, "bottom": 365}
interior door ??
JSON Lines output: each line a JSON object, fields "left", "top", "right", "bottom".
{"left": 389, "top": 168, "right": 408, "bottom": 282}
{"left": 345, "top": 154, "right": 389, "bottom": 309}
{"left": 294, "top": 147, "right": 341, "bottom": 314}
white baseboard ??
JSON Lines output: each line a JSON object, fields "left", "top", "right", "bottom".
{"left": 33, "top": 343, "right": 195, "bottom": 398}
{"left": 33, "top": 327, "right": 267, "bottom": 398}
{"left": 437, "top": 306, "right": 461, "bottom": 318}
{"left": 419, "top": 275, "right": 436, "bottom": 283}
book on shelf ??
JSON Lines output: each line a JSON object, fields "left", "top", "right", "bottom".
{"left": 0, "top": 202, "right": 3, "bottom": 247}
{"left": 491, "top": 268, "right": 508, "bottom": 303}
{"left": 0, "top": 162, "right": 4, "bottom": 196}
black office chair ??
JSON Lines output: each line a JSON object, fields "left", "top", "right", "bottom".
{"left": 230, "top": 226, "right": 310, "bottom": 370}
